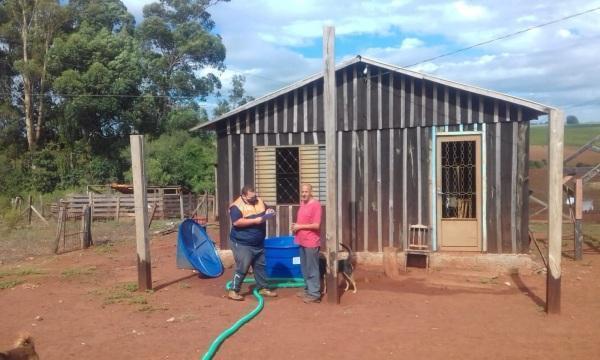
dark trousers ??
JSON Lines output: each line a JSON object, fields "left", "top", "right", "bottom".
{"left": 299, "top": 246, "right": 321, "bottom": 299}
{"left": 230, "top": 240, "right": 269, "bottom": 293}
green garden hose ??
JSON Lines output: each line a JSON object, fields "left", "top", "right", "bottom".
{"left": 201, "top": 278, "right": 305, "bottom": 360}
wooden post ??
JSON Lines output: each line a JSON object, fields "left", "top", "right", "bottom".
{"left": 88, "top": 192, "right": 94, "bottom": 221}
{"left": 546, "top": 109, "right": 564, "bottom": 314}
{"left": 574, "top": 178, "right": 583, "bottom": 261}
{"left": 54, "top": 201, "right": 65, "bottom": 254}
{"left": 39, "top": 194, "right": 44, "bottom": 217}
{"left": 204, "top": 192, "right": 209, "bottom": 222}
{"left": 115, "top": 193, "right": 121, "bottom": 222}
{"left": 27, "top": 195, "right": 32, "bottom": 225}
{"left": 159, "top": 188, "right": 165, "bottom": 220}
{"left": 323, "top": 26, "right": 339, "bottom": 304}
{"left": 130, "top": 135, "right": 152, "bottom": 291}
{"left": 81, "top": 205, "right": 89, "bottom": 249}
{"left": 179, "top": 189, "right": 185, "bottom": 220}
{"left": 187, "top": 192, "right": 192, "bottom": 218}
{"left": 214, "top": 164, "right": 219, "bottom": 221}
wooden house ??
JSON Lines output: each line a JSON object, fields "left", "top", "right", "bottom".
{"left": 192, "top": 56, "right": 552, "bottom": 255}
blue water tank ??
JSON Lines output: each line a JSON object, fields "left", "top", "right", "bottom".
{"left": 264, "top": 236, "right": 303, "bottom": 279}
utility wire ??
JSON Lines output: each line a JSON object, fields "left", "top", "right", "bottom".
{"left": 403, "top": 5, "right": 600, "bottom": 69}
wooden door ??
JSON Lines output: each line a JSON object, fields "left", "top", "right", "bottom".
{"left": 437, "top": 135, "right": 482, "bottom": 251}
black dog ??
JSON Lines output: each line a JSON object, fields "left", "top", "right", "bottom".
{"left": 319, "top": 243, "right": 357, "bottom": 294}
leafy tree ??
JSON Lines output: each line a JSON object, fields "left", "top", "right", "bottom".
{"left": 137, "top": 0, "right": 227, "bottom": 134}
{"left": 0, "top": 0, "right": 68, "bottom": 150}
{"left": 566, "top": 115, "right": 579, "bottom": 125}
{"left": 125, "top": 130, "right": 216, "bottom": 192}
{"left": 213, "top": 74, "right": 254, "bottom": 117}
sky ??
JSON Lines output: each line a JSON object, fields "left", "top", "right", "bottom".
{"left": 123, "top": 0, "right": 600, "bottom": 122}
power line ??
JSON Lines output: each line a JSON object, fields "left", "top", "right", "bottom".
{"left": 404, "top": 5, "right": 600, "bottom": 68}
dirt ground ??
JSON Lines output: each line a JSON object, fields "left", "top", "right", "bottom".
{"left": 1, "top": 226, "right": 600, "bottom": 360}
{"left": 1, "top": 145, "right": 599, "bottom": 360}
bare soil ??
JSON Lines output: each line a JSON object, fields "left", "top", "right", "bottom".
{"left": 1, "top": 227, "right": 600, "bottom": 360}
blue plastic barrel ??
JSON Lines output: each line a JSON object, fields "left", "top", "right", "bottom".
{"left": 264, "top": 236, "right": 303, "bottom": 279}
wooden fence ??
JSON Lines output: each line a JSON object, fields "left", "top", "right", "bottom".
{"left": 52, "top": 192, "right": 215, "bottom": 221}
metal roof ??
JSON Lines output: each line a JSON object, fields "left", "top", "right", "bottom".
{"left": 190, "top": 55, "right": 554, "bottom": 131}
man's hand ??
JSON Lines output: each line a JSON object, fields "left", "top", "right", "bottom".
{"left": 291, "top": 223, "right": 302, "bottom": 232}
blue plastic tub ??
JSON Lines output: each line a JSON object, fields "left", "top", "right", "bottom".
{"left": 264, "top": 236, "right": 303, "bottom": 279}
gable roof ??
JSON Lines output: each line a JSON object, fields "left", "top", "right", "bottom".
{"left": 191, "top": 55, "right": 554, "bottom": 131}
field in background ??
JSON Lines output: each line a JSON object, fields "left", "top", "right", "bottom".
{"left": 530, "top": 123, "right": 600, "bottom": 147}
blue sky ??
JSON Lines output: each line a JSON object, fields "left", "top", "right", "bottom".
{"left": 123, "top": 0, "right": 600, "bottom": 122}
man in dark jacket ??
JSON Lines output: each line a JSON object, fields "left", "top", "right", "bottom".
{"left": 227, "top": 185, "right": 277, "bottom": 301}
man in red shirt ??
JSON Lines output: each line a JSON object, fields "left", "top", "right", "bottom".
{"left": 291, "top": 183, "right": 322, "bottom": 303}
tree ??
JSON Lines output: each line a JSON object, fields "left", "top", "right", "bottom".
{"left": 213, "top": 74, "right": 254, "bottom": 117}
{"left": 0, "top": 0, "right": 68, "bottom": 151}
{"left": 566, "top": 115, "right": 579, "bottom": 125}
{"left": 126, "top": 130, "right": 216, "bottom": 192}
{"left": 137, "top": 0, "right": 227, "bottom": 134}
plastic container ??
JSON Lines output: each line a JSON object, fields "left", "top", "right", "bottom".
{"left": 264, "top": 236, "right": 303, "bottom": 279}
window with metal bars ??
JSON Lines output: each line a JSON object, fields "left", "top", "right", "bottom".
{"left": 276, "top": 147, "right": 300, "bottom": 204}
{"left": 255, "top": 145, "right": 326, "bottom": 205}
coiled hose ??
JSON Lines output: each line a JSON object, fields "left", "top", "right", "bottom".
{"left": 201, "top": 278, "right": 305, "bottom": 360}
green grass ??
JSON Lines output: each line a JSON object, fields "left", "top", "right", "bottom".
{"left": 0, "top": 267, "right": 45, "bottom": 278}
{"left": 0, "top": 279, "right": 23, "bottom": 289}
{"left": 94, "top": 242, "right": 115, "bottom": 255}
{"left": 530, "top": 123, "right": 600, "bottom": 147}
{"left": 100, "top": 282, "right": 148, "bottom": 305}
{"left": 61, "top": 266, "right": 97, "bottom": 278}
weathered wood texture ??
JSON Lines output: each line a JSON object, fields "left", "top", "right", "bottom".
{"left": 214, "top": 61, "right": 536, "bottom": 253}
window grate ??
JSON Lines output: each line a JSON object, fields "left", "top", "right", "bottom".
{"left": 276, "top": 147, "right": 300, "bottom": 204}
{"left": 441, "top": 141, "right": 476, "bottom": 219}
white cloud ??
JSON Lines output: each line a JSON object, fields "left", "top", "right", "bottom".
{"left": 123, "top": 0, "right": 600, "bottom": 122}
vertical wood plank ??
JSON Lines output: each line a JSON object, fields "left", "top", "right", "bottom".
{"left": 323, "top": 26, "right": 339, "bottom": 303}
{"left": 130, "top": 135, "right": 152, "bottom": 291}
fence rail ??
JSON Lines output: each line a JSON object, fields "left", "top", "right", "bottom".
{"left": 51, "top": 192, "right": 215, "bottom": 221}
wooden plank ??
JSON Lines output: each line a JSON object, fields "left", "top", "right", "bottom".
{"left": 130, "top": 135, "right": 152, "bottom": 291}
{"left": 501, "top": 122, "right": 513, "bottom": 253}
{"left": 388, "top": 129, "right": 395, "bottom": 247}
{"left": 353, "top": 66, "right": 358, "bottom": 130}
{"left": 323, "top": 26, "right": 339, "bottom": 303}
{"left": 388, "top": 72, "right": 393, "bottom": 129}
{"left": 409, "top": 77, "right": 415, "bottom": 127}
{"left": 424, "top": 81, "right": 433, "bottom": 127}
{"left": 303, "top": 86, "right": 308, "bottom": 133}
{"left": 278, "top": 205, "right": 289, "bottom": 237}
{"left": 496, "top": 123, "right": 503, "bottom": 253}
{"left": 337, "top": 131, "right": 343, "bottom": 248}
{"left": 420, "top": 127, "right": 430, "bottom": 227}
{"left": 547, "top": 108, "right": 564, "bottom": 314}
{"left": 366, "top": 66, "right": 372, "bottom": 130}
{"left": 351, "top": 132, "right": 358, "bottom": 250}
{"left": 514, "top": 116, "right": 529, "bottom": 253}
{"left": 377, "top": 71, "right": 383, "bottom": 129}
{"left": 377, "top": 129, "right": 383, "bottom": 251}
{"left": 356, "top": 131, "right": 365, "bottom": 252}
{"left": 381, "top": 129, "right": 391, "bottom": 248}
{"left": 400, "top": 75, "right": 406, "bottom": 128}
{"left": 293, "top": 89, "right": 298, "bottom": 132}
{"left": 406, "top": 128, "right": 419, "bottom": 242}
{"left": 402, "top": 128, "right": 408, "bottom": 250}
{"left": 511, "top": 121, "right": 518, "bottom": 253}
{"left": 417, "top": 127, "right": 422, "bottom": 224}
{"left": 486, "top": 123, "right": 498, "bottom": 253}
{"left": 283, "top": 93, "right": 288, "bottom": 133}
{"left": 363, "top": 130, "right": 369, "bottom": 251}
{"left": 340, "top": 132, "right": 353, "bottom": 247}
